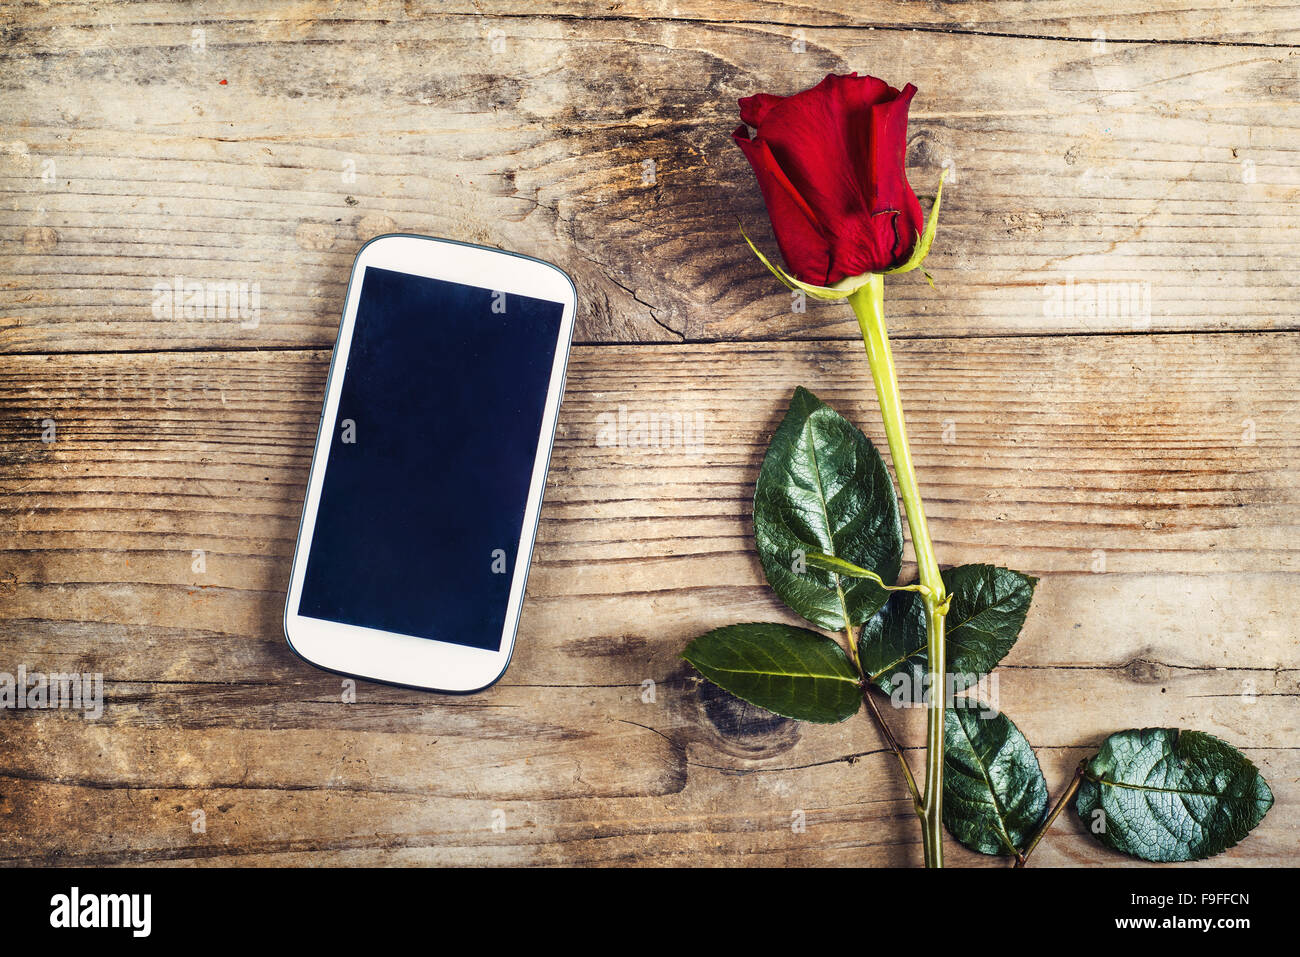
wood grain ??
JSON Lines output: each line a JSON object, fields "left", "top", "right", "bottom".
{"left": 1, "top": 337, "right": 1295, "bottom": 865}
{"left": 10, "top": 0, "right": 1299, "bottom": 47}
{"left": 3, "top": 7, "right": 1298, "bottom": 351}
{"left": 433, "top": 2, "right": 1300, "bottom": 45}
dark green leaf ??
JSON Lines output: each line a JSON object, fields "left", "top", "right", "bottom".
{"left": 944, "top": 564, "right": 1037, "bottom": 685}
{"left": 1075, "top": 728, "right": 1273, "bottom": 862}
{"left": 753, "top": 387, "right": 902, "bottom": 631}
{"left": 943, "top": 705, "right": 1049, "bottom": 856}
{"left": 682, "top": 623, "right": 862, "bottom": 723}
{"left": 857, "top": 564, "right": 1037, "bottom": 700}
{"left": 857, "top": 588, "right": 929, "bottom": 699}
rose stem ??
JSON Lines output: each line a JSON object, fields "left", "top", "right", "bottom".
{"left": 849, "top": 273, "right": 949, "bottom": 869}
{"left": 1015, "top": 759, "right": 1088, "bottom": 867}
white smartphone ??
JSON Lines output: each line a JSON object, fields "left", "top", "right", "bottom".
{"left": 284, "top": 234, "right": 576, "bottom": 692}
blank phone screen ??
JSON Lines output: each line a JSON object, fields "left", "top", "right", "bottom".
{"left": 297, "top": 265, "right": 564, "bottom": 651}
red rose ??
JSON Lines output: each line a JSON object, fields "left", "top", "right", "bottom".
{"left": 734, "top": 73, "right": 924, "bottom": 286}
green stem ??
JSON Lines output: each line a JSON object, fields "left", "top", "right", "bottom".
{"left": 849, "top": 274, "right": 949, "bottom": 869}
{"left": 805, "top": 552, "right": 932, "bottom": 596}
{"left": 1016, "top": 759, "right": 1087, "bottom": 867}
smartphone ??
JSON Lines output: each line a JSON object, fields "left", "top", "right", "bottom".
{"left": 284, "top": 234, "right": 577, "bottom": 692}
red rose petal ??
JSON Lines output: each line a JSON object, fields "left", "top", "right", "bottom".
{"left": 738, "top": 92, "right": 785, "bottom": 128}
{"left": 733, "top": 126, "right": 834, "bottom": 285}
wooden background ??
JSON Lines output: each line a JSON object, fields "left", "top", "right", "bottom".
{"left": 1, "top": 1, "right": 1296, "bottom": 866}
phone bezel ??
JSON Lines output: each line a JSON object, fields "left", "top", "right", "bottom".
{"left": 283, "top": 234, "right": 576, "bottom": 693}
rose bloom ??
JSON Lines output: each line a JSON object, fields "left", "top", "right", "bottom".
{"left": 733, "top": 73, "right": 924, "bottom": 286}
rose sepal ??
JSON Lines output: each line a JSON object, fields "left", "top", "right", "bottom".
{"left": 739, "top": 226, "right": 878, "bottom": 300}
{"left": 741, "top": 169, "right": 946, "bottom": 298}
{"left": 885, "top": 168, "right": 946, "bottom": 286}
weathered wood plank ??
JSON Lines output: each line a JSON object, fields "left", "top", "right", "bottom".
{"left": 433, "top": 2, "right": 1300, "bottom": 45}
{"left": 3, "top": 13, "right": 1297, "bottom": 351}
{"left": 2, "top": 725, "right": 1294, "bottom": 866}
{"left": 10, "top": 0, "right": 1299, "bottom": 45}
{"left": 1, "top": 337, "right": 1295, "bottom": 864}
